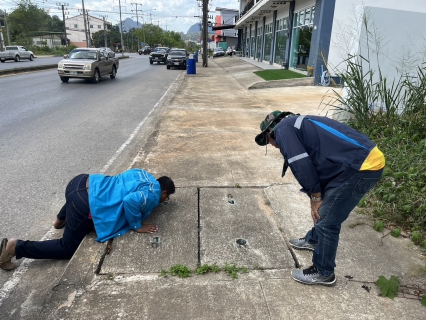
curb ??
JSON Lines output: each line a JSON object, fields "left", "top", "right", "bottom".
{"left": 248, "top": 77, "right": 314, "bottom": 89}
{"left": 0, "top": 64, "right": 58, "bottom": 76}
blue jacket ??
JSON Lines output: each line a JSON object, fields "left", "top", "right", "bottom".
{"left": 88, "top": 169, "right": 161, "bottom": 242}
{"left": 273, "top": 115, "right": 377, "bottom": 195}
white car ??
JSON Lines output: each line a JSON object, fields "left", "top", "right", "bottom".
{"left": 213, "top": 48, "right": 225, "bottom": 57}
{"left": 0, "top": 46, "right": 35, "bottom": 62}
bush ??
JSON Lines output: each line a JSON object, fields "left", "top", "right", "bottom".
{"left": 323, "top": 55, "right": 426, "bottom": 239}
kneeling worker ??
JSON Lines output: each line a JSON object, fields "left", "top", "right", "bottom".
{"left": 1, "top": 168, "right": 175, "bottom": 270}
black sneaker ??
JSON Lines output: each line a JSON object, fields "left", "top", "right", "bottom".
{"left": 291, "top": 265, "right": 336, "bottom": 286}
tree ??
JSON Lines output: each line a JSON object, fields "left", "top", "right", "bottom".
{"left": 134, "top": 24, "right": 163, "bottom": 47}
{"left": 92, "top": 25, "right": 122, "bottom": 49}
{"left": 8, "top": 0, "right": 51, "bottom": 42}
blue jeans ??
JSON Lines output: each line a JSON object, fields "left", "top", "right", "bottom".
{"left": 304, "top": 169, "right": 383, "bottom": 277}
{"left": 15, "top": 174, "right": 94, "bottom": 260}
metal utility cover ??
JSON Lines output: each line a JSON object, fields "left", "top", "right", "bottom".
{"left": 100, "top": 188, "right": 198, "bottom": 274}
{"left": 200, "top": 188, "right": 293, "bottom": 269}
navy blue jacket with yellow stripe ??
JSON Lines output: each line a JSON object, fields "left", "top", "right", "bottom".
{"left": 273, "top": 115, "right": 377, "bottom": 195}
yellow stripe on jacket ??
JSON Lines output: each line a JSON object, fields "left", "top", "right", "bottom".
{"left": 360, "top": 146, "right": 385, "bottom": 171}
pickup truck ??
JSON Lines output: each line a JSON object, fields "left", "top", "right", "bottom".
{"left": 0, "top": 46, "right": 35, "bottom": 62}
{"left": 57, "top": 47, "right": 119, "bottom": 83}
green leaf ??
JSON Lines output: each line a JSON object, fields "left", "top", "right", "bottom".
{"left": 375, "top": 275, "right": 400, "bottom": 300}
{"left": 412, "top": 231, "right": 421, "bottom": 243}
{"left": 391, "top": 228, "right": 401, "bottom": 238}
{"left": 374, "top": 221, "right": 384, "bottom": 232}
{"left": 421, "top": 295, "right": 426, "bottom": 307}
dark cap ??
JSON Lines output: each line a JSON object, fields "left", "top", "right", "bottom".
{"left": 255, "top": 111, "right": 294, "bottom": 146}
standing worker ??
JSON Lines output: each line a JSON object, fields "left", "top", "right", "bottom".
{"left": 1, "top": 168, "right": 175, "bottom": 270}
{"left": 255, "top": 111, "right": 385, "bottom": 286}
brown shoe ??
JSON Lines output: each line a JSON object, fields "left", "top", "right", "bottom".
{"left": 0, "top": 238, "right": 16, "bottom": 271}
{"left": 53, "top": 218, "right": 66, "bottom": 229}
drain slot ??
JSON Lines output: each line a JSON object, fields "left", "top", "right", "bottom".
{"left": 151, "top": 236, "right": 162, "bottom": 248}
{"left": 227, "top": 194, "right": 235, "bottom": 205}
{"left": 236, "top": 238, "right": 247, "bottom": 246}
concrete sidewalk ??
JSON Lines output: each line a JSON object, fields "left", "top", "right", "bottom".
{"left": 39, "top": 57, "right": 425, "bottom": 319}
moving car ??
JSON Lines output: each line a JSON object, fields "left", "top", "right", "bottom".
{"left": 166, "top": 50, "right": 188, "bottom": 69}
{"left": 57, "top": 47, "right": 119, "bottom": 83}
{"left": 213, "top": 47, "right": 225, "bottom": 57}
{"left": 149, "top": 48, "right": 168, "bottom": 64}
{"left": 170, "top": 48, "right": 189, "bottom": 57}
{"left": 138, "top": 47, "right": 151, "bottom": 55}
{"left": 0, "top": 46, "right": 35, "bottom": 62}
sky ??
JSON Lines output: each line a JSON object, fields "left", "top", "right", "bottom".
{"left": 1, "top": 0, "right": 240, "bottom": 34}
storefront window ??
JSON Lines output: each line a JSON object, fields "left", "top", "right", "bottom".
{"left": 251, "top": 36, "right": 255, "bottom": 57}
{"left": 274, "top": 17, "right": 288, "bottom": 66}
{"left": 290, "top": 6, "right": 314, "bottom": 71}
{"left": 274, "top": 30, "right": 287, "bottom": 66}
{"left": 263, "top": 23, "right": 272, "bottom": 62}
{"left": 256, "top": 26, "right": 262, "bottom": 59}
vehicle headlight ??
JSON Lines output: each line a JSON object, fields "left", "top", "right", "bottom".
{"left": 82, "top": 63, "right": 92, "bottom": 70}
{"left": 58, "top": 63, "right": 64, "bottom": 69}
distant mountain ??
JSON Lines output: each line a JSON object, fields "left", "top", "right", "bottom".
{"left": 186, "top": 23, "right": 214, "bottom": 35}
{"left": 120, "top": 18, "right": 142, "bottom": 32}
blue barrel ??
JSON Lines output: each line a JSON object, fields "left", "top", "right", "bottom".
{"left": 187, "top": 58, "right": 196, "bottom": 74}
{"left": 194, "top": 53, "right": 198, "bottom": 63}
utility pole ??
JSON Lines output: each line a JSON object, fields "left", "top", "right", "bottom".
{"left": 57, "top": 3, "right": 69, "bottom": 47}
{"left": 86, "top": 10, "right": 92, "bottom": 47}
{"left": 202, "top": 0, "right": 208, "bottom": 67}
{"left": 131, "top": 2, "right": 142, "bottom": 50}
{"left": 80, "top": 0, "right": 88, "bottom": 47}
{"left": 117, "top": 0, "right": 125, "bottom": 56}
{"left": 3, "top": 10, "right": 11, "bottom": 46}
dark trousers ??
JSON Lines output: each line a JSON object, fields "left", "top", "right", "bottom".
{"left": 305, "top": 169, "right": 383, "bottom": 276}
{"left": 15, "top": 174, "right": 94, "bottom": 260}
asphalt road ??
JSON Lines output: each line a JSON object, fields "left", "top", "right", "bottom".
{"left": 0, "top": 53, "right": 182, "bottom": 318}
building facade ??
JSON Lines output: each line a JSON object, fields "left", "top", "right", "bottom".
{"left": 235, "top": 0, "right": 426, "bottom": 85}
{"left": 213, "top": 8, "right": 239, "bottom": 50}
{"left": 65, "top": 14, "right": 110, "bottom": 47}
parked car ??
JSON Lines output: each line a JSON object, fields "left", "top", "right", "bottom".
{"left": 0, "top": 46, "right": 35, "bottom": 62}
{"left": 213, "top": 48, "right": 225, "bottom": 57}
{"left": 166, "top": 50, "right": 188, "bottom": 69}
{"left": 57, "top": 47, "right": 119, "bottom": 83}
{"left": 149, "top": 49, "right": 168, "bottom": 64}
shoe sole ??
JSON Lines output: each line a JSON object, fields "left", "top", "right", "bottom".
{"left": 289, "top": 244, "right": 316, "bottom": 251}
{"left": 292, "top": 276, "right": 337, "bottom": 286}
{"left": 54, "top": 221, "right": 66, "bottom": 229}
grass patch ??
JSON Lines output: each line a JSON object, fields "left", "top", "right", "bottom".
{"left": 254, "top": 69, "right": 307, "bottom": 81}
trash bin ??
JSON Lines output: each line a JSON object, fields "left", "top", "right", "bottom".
{"left": 187, "top": 58, "right": 196, "bottom": 75}
{"left": 194, "top": 53, "right": 198, "bottom": 63}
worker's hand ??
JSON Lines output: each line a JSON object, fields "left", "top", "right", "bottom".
{"left": 135, "top": 223, "right": 158, "bottom": 233}
{"left": 310, "top": 200, "right": 322, "bottom": 224}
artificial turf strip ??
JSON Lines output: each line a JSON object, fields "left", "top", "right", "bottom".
{"left": 254, "top": 69, "right": 307, "bottom": 81}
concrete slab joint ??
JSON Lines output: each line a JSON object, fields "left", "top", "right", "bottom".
{"left": 95, "top": 186, "right": 295, "bottom": 276}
